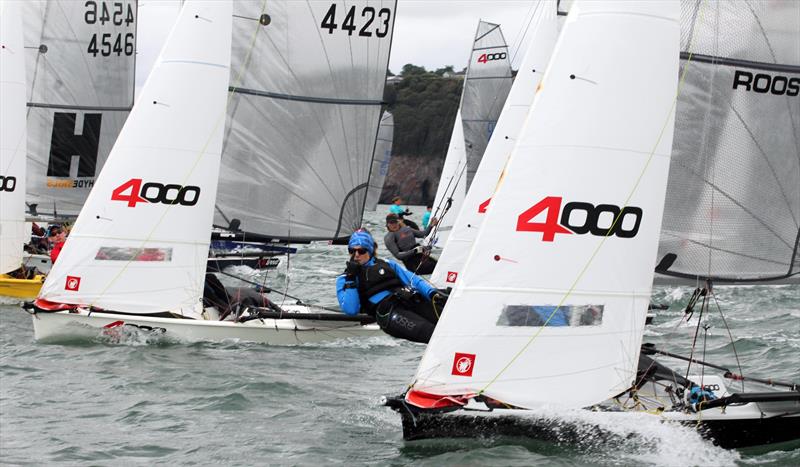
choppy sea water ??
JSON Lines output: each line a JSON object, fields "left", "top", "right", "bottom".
{"left": 1, "top": 207, "right": 798, "bottom": 466}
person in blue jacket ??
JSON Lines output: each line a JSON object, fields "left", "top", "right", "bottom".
{"left": 336, "top": 230, "right": 448, "bottom": 343}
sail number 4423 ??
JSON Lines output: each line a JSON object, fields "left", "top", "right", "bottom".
{"left": 320, "top": 4, "right": 391, "bottom": 38}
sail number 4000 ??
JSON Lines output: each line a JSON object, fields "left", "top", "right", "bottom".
{"left": 320, "top": 4, "right": 391, "bottom": 37}
{"left": 111, "top": 178, "right": 200, "bottom": 208}
{"left": 477, "top": 52, "right": 507, "bottom": 64}
{"left": 516, "top": 196, "right": 642, "bottom": 242}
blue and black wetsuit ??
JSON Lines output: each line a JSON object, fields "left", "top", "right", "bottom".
{"left": 336, "top": 257, "right": 440, "bottom": 343}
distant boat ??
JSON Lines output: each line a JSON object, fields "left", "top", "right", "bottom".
{"left": 386, "top": 0, "right": 799, "bottom": 449}
{"left": 27, "top": 0, "right": 395, "bottom": 344}
{"left": 427, "top": 20, "right": 513, "bottom": 248}
{"left": 430, "top": 2, "right": 559, "bottom": 288}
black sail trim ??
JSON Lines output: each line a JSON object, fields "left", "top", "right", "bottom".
{"left": 229, "top": 86, "right": 383, "bottom": 106}
{"left": 26, "top": 103, "right": 132, "bottom": 111}
{"left": 680, "top": 52, "right": 800, "bottom": 74}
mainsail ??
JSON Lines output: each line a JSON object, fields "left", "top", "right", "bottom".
{"left": 38, "top": 0, "right": 231, "bottom": 314}
{"left": 429, "top": 21, "right": 513, "bottom": 247}
{"left": 461, "top": 20, "right": 513, "bottom": 190}
{"left": 23, "top": 0, "right": 137, "bottom": 218}
{"left": 656, "top": 0, "right": 800, "bottom": 284}
{"left": 1, "top": 1, "right": 27, "bottom": 274}
{"left": 215, "top": 0, "right": 396, "bottom": 242}
{"left": 430, "top": 1, "right": 559, "bottom": 287}
{"left": 409, "top": 0, "right": 680, "bottom": 409}
{"left": 365, "top": 110, "right": 394, "bottom": 211}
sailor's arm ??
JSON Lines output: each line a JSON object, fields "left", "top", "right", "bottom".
{"left": 336, "top": 274, "right": 361, "bottom": 316}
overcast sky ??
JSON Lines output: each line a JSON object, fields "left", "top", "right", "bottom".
{"left": 135, "top": 1, "right": 544, "bottom": 91}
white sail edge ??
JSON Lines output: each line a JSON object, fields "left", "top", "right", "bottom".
{"left": 428, "top": 109, "right": 467, "bottom": 247}
{"left": 430, "top": 0, "right": 559, "bottom": 287}
{"left": 38, "top": 0, "right": 233, "bottom": 314}
{"left": 411, "top": 0, "right": 681, "bottom": 410}
{"left": 0, "top": 0, "right": 28, "bottom": 274}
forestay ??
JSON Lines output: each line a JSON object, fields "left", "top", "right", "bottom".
{"left": 38, "top": 1, "right": 232, "bottom": 314}
{"left": 656, "top": 0, "right": 800, "bottom": 284}
{"left": 409, "top": 0, "right": 680, "bottom": 409}
{"left": 365, "top": 111, "right": 394, "bottom": 211}
{"left": 0, "top": 1, "right": 27, "bottom": 274}
{"left": 215, "top": 0, "right": 396, "bottom": 242}
{"left": 428, "top": 109, "right": 467, "bottom": 247}
{"left": 430, "top": 1, "right": 559, "bottom": 287}
{"left": 461, "top": 20, "right": 513, "bottom": 190}
{"left": 23, "top": 0, "right": 137, "bottom": 218}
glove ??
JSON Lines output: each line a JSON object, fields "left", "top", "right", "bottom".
{"left": 429, "top": 289, "right": 449, "bottom": 310}
{"left": 412, "top": 245, "right": 424, "bottom": 254}
{"left": 403, "top": 209, "right": 413, "bottom": 216}
{"left": 344, "top": 260, "right": 361, "bottom": 278}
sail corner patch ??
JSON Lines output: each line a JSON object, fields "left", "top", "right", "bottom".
{"left": 451, "top": 352, "right": 476, "bottom": 377}
{"left": 446, "top": 271, "right": 458, "bottom": 283}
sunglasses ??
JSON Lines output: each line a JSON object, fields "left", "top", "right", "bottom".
{"left": 349, "top": 248, "right": 369, "bottom": 256}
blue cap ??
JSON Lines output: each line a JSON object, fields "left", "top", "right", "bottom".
{"left": 348, "top": 230, "right": 374, "bottom": 255}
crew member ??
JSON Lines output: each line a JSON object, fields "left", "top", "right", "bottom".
{"left": 384, "top": 214, "right": 437, "bottom": 275}
{"left": 336, "top": 230, "right": 448, "bottom": 343}
{"left": 389, "top": 196, "right": 419, "bottom": 229}
{"left": 48, "top": 227, "right": 67, "bottom": 264}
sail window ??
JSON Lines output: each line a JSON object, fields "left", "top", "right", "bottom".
{"left": 95, "top": 247, "right": 172, "bottom": 262}
{"left": 497, "top": 305, "right": 603, "bottom": 327}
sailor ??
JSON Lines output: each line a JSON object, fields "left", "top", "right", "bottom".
{"left": 389, "top": 196, "right": 420, "bottom": 229}
{"left": 48, "top": 227, "right": 67, "bottom": 264}
{"left": 384, "top": 214, "right": 437, "bottom": 275}
{"left": 336, "top": 230, "right": 448, "bottom": 343}
{"left": 421, "top": 204, "right": 433, "bottom": 229}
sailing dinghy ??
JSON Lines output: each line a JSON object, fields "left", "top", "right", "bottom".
{"left": 0, "top": 1, "right": 45, "bottom": 299}
{"left": 386, "top": 0, "right": 799, "bottom": 449}
{"left": 429, "top": 1, "right": 559, "bottom": 288}
{"left": 25, "top": 1, "right": 380, "bottom": 345}
{"left": 428, "top": 21, "right": 513, "bottom": 248}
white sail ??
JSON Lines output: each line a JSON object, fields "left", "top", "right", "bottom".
{"left": 655, "top": 0, "right": 800, "bottom": 284}
{"left": 0, "top": 0, "right": 27, "bottom": 274}
{"left": 365, "top": 111, "right": 394, "bottom": 211}
{"left": 430, "top": 0, "right": 559, "bottom": 287}
{"left": 428, "top": 109, "right": 467, "bottom": 247}
{"left": 461, "top": 20, "right": 513, "bottom": 190}
{"left": 23, "top": 0, "right": 137, "bottom": 218}
{"left": 38, "top": 0, "right": 232, "bottom": 314}
{"left": 215, "top": 0, "right": 396, "bottom": 241}
{"left": 410, "top": 0, "right": 680, "bottom": 409}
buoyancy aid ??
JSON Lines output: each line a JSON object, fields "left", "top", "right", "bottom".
{"left": 357, "top": 258, "right": 404, "bottom": 311}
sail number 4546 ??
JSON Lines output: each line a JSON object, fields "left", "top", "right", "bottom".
{"left": 320, "top": 4, "right": 391, "bottom": 37}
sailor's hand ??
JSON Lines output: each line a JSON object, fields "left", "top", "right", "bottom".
{"left": 429, "top": 217, "right": 438, "bottom": 227}
{"left": 344, "top": 260, "right": 361, "bottom": 278}
{"left": 404, "top": 209, "right": 413, "bottom": 216}
{"left": 413, "top": 246, "right": 424, "bottom": 254}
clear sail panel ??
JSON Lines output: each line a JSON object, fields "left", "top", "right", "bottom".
{"left": 365, "top": 111, "right": 394, "bottom": 211}
{"left": 215, "top": 1, "right": 395, "bottom": 241}
{"left": 657, "top": 0, "right": 800, "bottom": 283}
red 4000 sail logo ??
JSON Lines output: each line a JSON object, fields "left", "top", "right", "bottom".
{"left": 517, "top": 196, "right": 642, "bottom": 242}
{"left": 111, "top": 178, "right": 200, "bottom": 208}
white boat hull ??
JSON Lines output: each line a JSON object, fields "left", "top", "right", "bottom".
{"left": 32, "top": 306, "right": 382, "bottom": 345}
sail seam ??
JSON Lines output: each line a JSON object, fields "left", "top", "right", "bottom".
{"left": 228, "top": 87, "right": 383, "bottom": 105}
